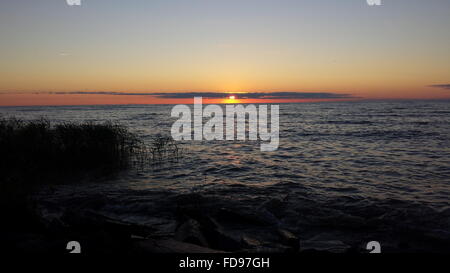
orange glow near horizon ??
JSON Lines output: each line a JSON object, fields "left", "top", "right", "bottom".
{"left": 2, "top": 79, "right": 450, "bottom": 106}
{"left": 3, "top": 84, "right": 450, "bottom": 106}
{"left": 0, "top": 89, "right": 449, "bottom": 106}
{"left": 0, "top": 92, "right": 365, "bottom": 107}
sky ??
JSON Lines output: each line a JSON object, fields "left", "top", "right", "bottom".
{"left": 0, "top": 0, "right": 450, "bottom": 105}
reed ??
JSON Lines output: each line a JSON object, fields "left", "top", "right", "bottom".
{"left": 0, "top": 117, "right": 182, "bottom": 189}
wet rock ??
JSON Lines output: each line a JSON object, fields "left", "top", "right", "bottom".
{"left": 319, "top": 211, "right": 366, "bottom": 229}
{"left": 301, "top": 235, "right": 351, "bottom": 253}
{"left": 59, "top": 209, "right": 155, "bottom": 240}
{"left": 134, "top": 238, "right": 225, "bottom": 253}
{"left": 175, "top": 218, "right": 209, "bottom": 248}
{"left": 240, "top": 244, "right": 292, "bottom": 253}
{"left": 206, "top": 227, "right": 243, "bottom": 251}
{"left": 258, "top": 198, "right": 284, "bottom": 215}
{"left": 425, "top": 229, "right": 450, "bottom": 241}
{"left": 175, "top": 193, "right": 208, "bottom": 208}
{"left": 174, "top": 210, "right": 244, "bottom": 252}
{"left": 241, "top": 235, "right": 263, "bottom": 249}
{"left": 217, "top": 207, "right": 279, "bottom": 226}
{"left": 175, "top": 195, "right": 219, "bottom": 230}
{"left": 277, "top": 229, "right": 300, "bottom": 251}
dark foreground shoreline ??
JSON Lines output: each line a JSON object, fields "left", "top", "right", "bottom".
{"left": 4, "top": 182, "right": 449, "bottom": 255}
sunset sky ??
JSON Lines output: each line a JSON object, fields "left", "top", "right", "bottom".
{"left": 1, "top": 0, "right": 450, "bottom": 105}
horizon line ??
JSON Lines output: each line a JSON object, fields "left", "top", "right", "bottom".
{"left": 2, "top": 98, "right": 450, "bottom": 108}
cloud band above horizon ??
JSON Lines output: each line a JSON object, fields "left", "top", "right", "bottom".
{"left": 19, "top": 91, "right": 356, "bottom": 100}
{"left": 429, "top": 84, "right": 450, "bottom": 90}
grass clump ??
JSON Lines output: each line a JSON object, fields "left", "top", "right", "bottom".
{"left": 0, "top": 117, "right": 182, "bottom": 188}
{"left": 0, "top": 118, "right": 139, "bottom": 185}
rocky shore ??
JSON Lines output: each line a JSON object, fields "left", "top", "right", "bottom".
{"left": 4, "top": 186, "right": 449, "bottom": 254}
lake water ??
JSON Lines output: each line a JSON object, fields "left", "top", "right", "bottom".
{"left": 2, "top": 100, "right": 450, "bottom": 252}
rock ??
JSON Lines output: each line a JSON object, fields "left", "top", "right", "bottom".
{"left": 134, "top": 239, "right": 226, "bottom": 253}
{"left": 175, "top": 218, "right": 209, "bottom": 248}
{"left": 217, "top": 207, "right": 279, "bottom": 226}
{"left": 241, "top": 235, "right": 262, "bottom": 248}
{"left": 240, "top": 244, "right": 292, "bottom": 253}
{"left": 424, "top": 229, "right": 450, "bottom": 241}
{"left": 301, "top": 235, "right": 351, "bottom": 253}
{"left": 61, "top": 210, "right": 154, "bottom": 237}
{"left": 277, "top": 229, "right": 300, "bottom": 251}
{"left": 258, "top": 198, "right": 284, "bottom": 214}
{"left": 206, "top": 227, "right": 243, "bottom": 251}
{"left": 174, "top": 212, "right": 244, "bottom": 252}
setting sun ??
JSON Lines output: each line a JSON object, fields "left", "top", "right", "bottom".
{"left": 222, "top": 95, "right": 241, "bottom": 104}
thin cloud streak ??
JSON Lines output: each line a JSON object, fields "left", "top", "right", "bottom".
{"left": 429, "top": 84, "right": 450, "bottom": 90}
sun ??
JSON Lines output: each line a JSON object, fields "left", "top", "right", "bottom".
{"left": 223, "top": 94, "right": 240, "bottom": 103}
